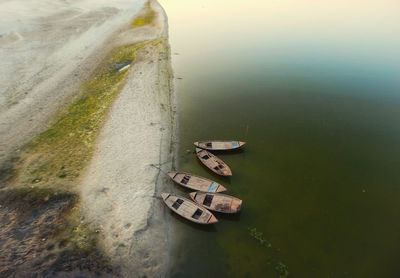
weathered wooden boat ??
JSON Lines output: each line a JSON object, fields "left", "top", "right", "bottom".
{"left": 194, "top": 140, "right": 246, "bottom": 151}
{"left": 168, "top": 171, "right": 227, "bottom": 192}
{"left": 195, "top": 148, "right": 232, "bottom": 176}
{"left": 189, "top": 192, "right": 242, "bottom": 213}
{"left": 161, "top": 193, "right": 218, "bottom": 224}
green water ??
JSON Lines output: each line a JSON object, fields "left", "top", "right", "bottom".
{"left": 161, "top": 0, "right": 400, "bottom": 277}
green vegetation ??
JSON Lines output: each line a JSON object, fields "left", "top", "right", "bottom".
{"left": 14, "top": 40, "right": 157, "bottom": 190}
{"left": 275, "top": 262, "right": 289, "bottom": 278}
{"left": 248, "top": 227, "right": 289, "bottom": 277}
{"left": 131, "top": 2, "right": 157, "bottom": 28}
{"left": 248, "top": 227, "right": 268, "bottom": 246}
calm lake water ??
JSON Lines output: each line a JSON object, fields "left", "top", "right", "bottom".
{"left": 160, "top": 0, "right": 400, "bottom": 277}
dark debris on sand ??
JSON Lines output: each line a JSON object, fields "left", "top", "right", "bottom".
{"left": 0, "top": 187, "right": 120, "bottom": 277}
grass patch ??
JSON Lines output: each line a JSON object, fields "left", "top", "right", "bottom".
{"left": 12, "top": 40, "right": 160, "bottom": 190}
{"left": 248, "top": 227, "right": 268, "bottom": 246}
{"left": 131, "top": 2, "right": 157, "bottom": 28}
{"left": 275, "top": 262, "right": 289, "bottom": 278}
{"left": 247, "top": 227, "right": 289, "bottom": 277}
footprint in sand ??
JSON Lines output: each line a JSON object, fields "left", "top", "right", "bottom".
{"left": 0, "top": 32, "right": 23, "bottom": 46}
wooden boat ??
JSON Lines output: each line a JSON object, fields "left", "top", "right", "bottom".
{"left": 194, "top": 140, "right": 246, "bottom": 151}
{"left": 195, "top": 148, "right": 232, "bottom": 176}
{"left": 161, "top": 193, "right": 218, "bottom": 224}
{"left": 189, "top": 192, "right": 242, "bottom": 213}
{"left": 168, "top": 171, "right": 227, "bottom": 192}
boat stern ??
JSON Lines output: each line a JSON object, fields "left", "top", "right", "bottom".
{"left": 167, "top": 171, "right": 177, "bottom": 179}
{"left": 216, "top": 184, "right": 227, "bottom": 192}
{"left": 208, "top": 214, "right": 218, "bottom": 224}
{"left": 232, "top": 199, "right": 243, "bottom": 213}
{"left": 223, "top": 168, "right": 233, "bottom": 176}
{"left": 189, "top": 192, "right": 197, "bottom": 201}
{"left": 161, "top": 193, "right": 170, "bottom": 200}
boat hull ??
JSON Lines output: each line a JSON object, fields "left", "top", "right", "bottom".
{"left": 161, "top": 193, "right": 218, "bottom": 224}
{"left": 194, "top": 140, "right": 246, "bottom": 151}
{"left": 167, "top": 171, "right": 227, "bottom": 192}
{"left": 195, "top": 148, "right": 232, "bottom": 176}
{"left": 189, "top": 192, "right": 242, "bottom": 213}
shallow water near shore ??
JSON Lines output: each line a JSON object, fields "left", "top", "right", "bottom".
{"left": 161, "top": 0, "right": 400, "bottom": 277}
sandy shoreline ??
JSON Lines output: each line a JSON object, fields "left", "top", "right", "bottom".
{"left": 81, "top": 1, "right": 177, "bottom": 275}
{"left": 0, "top": 0, "right": 176, "bottom": 276}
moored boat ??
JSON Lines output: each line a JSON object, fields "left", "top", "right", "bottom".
{"left": 195, "top": 148, "right": 232, "bottom": 176}
{"left": 161, "top": 193, "right": 218, "bottom": 224}
{"left": 167, "top": 171, "right": 227, "bottom": 192}
{"left": 189, "top": 192, "right": 242, "bottom": 213}
{"left": 194, "top": 140, "right": 246, "bottom": 151}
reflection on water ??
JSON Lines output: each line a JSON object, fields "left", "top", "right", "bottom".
{"left": 160, "top": 0, "right": 400, "bottom": 276}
